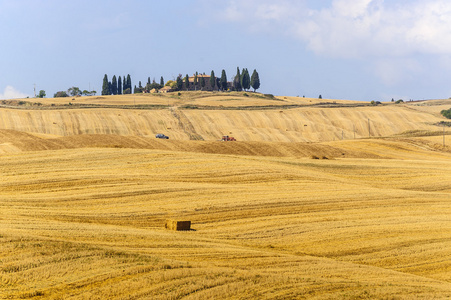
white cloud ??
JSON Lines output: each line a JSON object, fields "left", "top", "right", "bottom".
{"left": 0, "top": 86, "right": 29, "bottom": 100}
{"left": 206, "top": 0, "right": 451, "bottom": 59}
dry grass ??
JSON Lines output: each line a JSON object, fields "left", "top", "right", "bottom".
{"left": 1, "top": 144, "right": 451, "bottom": 299}
{"left": 1, "top": 92, "right": 447, "bottom": 143}
{"left": 1, "top": 93, "right": 451, "bottom": 298}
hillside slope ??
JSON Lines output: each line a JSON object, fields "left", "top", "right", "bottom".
{"left": 0, "top": 104, "right": 446, "bottom": 143}
{"left": 1, "top": 129, "right": 450, "bottom": 161}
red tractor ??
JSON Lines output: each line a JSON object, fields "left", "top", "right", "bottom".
{"left": 221, "top": 135, "right": 236, "bottom": 141}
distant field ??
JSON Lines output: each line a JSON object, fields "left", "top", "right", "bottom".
{"left": 0, "top": 92, "right": 449, "bottom": 143}
{"left": 1, "top": 92, "right": 451, "bottom": 298}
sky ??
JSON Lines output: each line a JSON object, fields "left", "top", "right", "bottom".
{"left": 1, "top": 0, "right": 451, "bottom": 101}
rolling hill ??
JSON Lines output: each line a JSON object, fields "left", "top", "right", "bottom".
{"left": 1, "top": 92, "right": 451, "bottom": 299}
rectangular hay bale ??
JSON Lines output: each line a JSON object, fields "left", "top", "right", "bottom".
{"left": 165, "top": 220, "right": 191, "bottom": 231}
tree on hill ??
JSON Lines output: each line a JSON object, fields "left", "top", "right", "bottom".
{"left": 234, "top": 67, "right": 242, "bottom": 91}
{"left": 54, "top": 91, "right": 68, "bottom": 98}
{"left": 251, "top": 69, "right": 260, "bottom": 92}
{"left": 184, "top": 74, "right": 190, "bottom": 90}
{"left": 220, "top": 69, "right": 227, "bottom": 91}
{"left": 210, "top": 70, "right": 215, "bottom": 90}
{"left": 68, "top": 87, "right": 81, "bottom": 96}
{"left": 37, "top": 90, "right": 46, "bottom": 98}
{"left": 241, "top": 68, "right": 250, "bottom": 91}
{"left": 111, "top": 75, "right": 118, "bottom": 95}
{"left": 193, "top": 72, "right": 198, "bottom": 90}
{"left": 102, "top": 74, "right": 109, "bottom": 95}
{"left": 82, "top": 90, "right": 96, "bottom": 96}
{"left": 160, "top": 76, "right": 164, "bottom": 86}
{"left": 126, "top": 74, "right": 132, "bottom": 93}
{"left": 441, "top": 108, "right": 451, "bottom": 119}
{"left": 176, "top": 75, "right": 183, "bottom": 91}
{"left": 200, "top": 76, "right": 205, "bottom": 90}
{"left": 118, "top": 76, "right": 122, "bottom": 95}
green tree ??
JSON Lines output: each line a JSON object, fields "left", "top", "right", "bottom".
{"left": 241, "top": 68, "right": 250, "bottom": 91}
{"left": 220, "top": 69, "right": 227, "bottom": 91}
{"left": 176, "top": 75, "right": 183, "bottom": 91}
{"left": 200, "top": 76, "right": 205, "bottom": 90}
{"left": 54, "top": 91, "right": 68, "bottom": 98}
{"left": 37, "top": 90, "right": 46, "bottom": 98}
{"left": 210, "top": 70, "right": 215, "bottom": 90}
{"left": 250, "top": 69, "right": 260, "bottom": 92}
{"left": 126, "top": 74, "right": 132, "bottom": 93}
{"left": 233, "top": 67, "right": 242, "bottom": 91}
{"left": 68, "top": 87, "right": 81, "bottom": 96}
{"left": 160, "top": 76, "right": 164, "bottom": 86}
{"left": 193, "top": 72, "right": 198, "bottom": 90}
{"left": 102, "top": 74, "right": 109, "bottom": 95}
{"left": 118, "top": 76, "right": 122, "bottom": 95}
{"left": 184, "top": 74, "right": 190, "bottom": 90}
{"left": 111, "top": 75, "right": 118, "bottom": 95}
{"left": 441, "top": 108, "right": 451, "bottom": 119}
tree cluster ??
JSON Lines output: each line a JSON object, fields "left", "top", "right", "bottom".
{"left": 102, "top": 74, "right": 132, "bottom": 95}
{"left": 101, "top": 68, "right": 260, "bottom": 95}
{"left": 441, "top": 108, "right": 451, "bottom": 119}
{"left": 53, "top": 87, "right": 96, "bottom": 98}
{"left": 131, "top": 76, "right": 166, "bottom": 94}
{"left": 232, "top": 67, "right": 260, "bottom": 92}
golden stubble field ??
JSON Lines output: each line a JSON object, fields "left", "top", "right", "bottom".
{"left": 1, "top": 92, "right": 451, "bottom": 299}
{"left": 1, "top": 143, "right": 451, "bottom": 299}
{"left": 1, "top": 93, "right": 449, "bottom": 143}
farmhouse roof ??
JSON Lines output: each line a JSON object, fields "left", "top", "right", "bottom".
{"left": 159, "top": 86, "right": 174, "bottom": 93}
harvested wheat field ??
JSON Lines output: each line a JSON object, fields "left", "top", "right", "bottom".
{"left": 1, "top": 92, "right": 451, "bottom": 299}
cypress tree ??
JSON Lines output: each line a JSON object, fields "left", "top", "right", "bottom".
{"left": 111, "top": 75, "right": 118, "bottom": 95}
{"left": 184, "top": 74, "right": 190, "bottom": 90}
{"left": 241, "top": 68, "right": 250, "bottom": 91}
{"left": 194, "top": 72, "right": 198, "bottom": 90}
{"left": 102, "top": 74, "right": 109, "bottom": 95}
{"left": 220, "top": 69, "right": 227, "bottom": 91}
{"left": 160, "top": 76, "right": 164, "bottom": 87}
{"left": 108, "top": 81, "right": 112, "bottom": 95}
{"left": 210, "top": 70, "right": 215, "bottom": 90}
{"left": 123, "top": 76, "right": 127, "bottom": 93}
{"left": 118, "top": 76, "right": 122, "bottom": 95}
{"left": 234, "top": 67, "right": 242, "bottom": 91}
{"left": 200, "top": 76, "right": 205, "bottom": 91}
{"left": 127, "top": 74, "right": 132, "bottom": 92}
{"left": 176, "top": 76, "right": 183, "bottom": 91}
{"left": 251, "top": 69, "right": 260, "bottom": 92}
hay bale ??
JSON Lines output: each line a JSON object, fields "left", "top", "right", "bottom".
{"left": 165, "top": 220, "right": 191, "bottom": 231}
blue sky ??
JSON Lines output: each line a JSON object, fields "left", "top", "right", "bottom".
{"left": 1, "top": 0, "right": 451, "bottom": 101}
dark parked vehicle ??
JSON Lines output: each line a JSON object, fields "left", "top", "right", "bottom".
{"left": 155, "top": 133, "right": 169, "bottom": 139}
